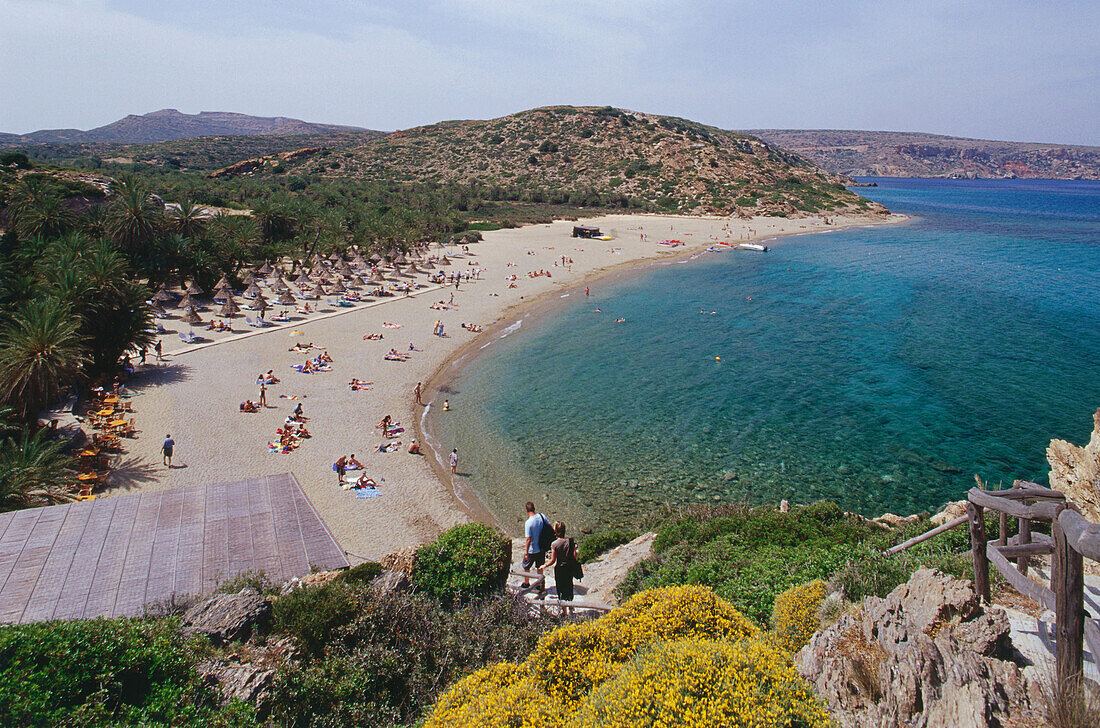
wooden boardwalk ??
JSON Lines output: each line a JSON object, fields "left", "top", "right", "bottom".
{"left": 0, "top": 473, "right": 347, "bottom": 623}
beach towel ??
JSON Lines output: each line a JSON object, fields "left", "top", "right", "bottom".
{"left": 355, "top": 489, "right": 381, "bottom": 498}
{"left": 279, "top": 394, "right": 304, "bottom": 399}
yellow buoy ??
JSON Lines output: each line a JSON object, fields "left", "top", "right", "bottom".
{"left": 715, "top": 356, "right": 721, "bottom": 361}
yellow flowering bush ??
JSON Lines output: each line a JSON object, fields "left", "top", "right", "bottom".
{"left": 424, "top": 662, "right": 562, "bottom": 728}
{"left": 425, "top": 586, "right": 832, "bottom": 727}
{"left": 574, "top": 639, "right": 833, "bottom": 728}
{"left": 770, "top": 579, "right": 828, "bottom": 653}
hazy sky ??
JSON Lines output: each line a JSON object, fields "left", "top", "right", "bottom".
{"left": 2, "top": 0, "right": 1098, "bottom": 144}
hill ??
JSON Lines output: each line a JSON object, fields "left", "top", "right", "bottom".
{"left": 231, "top": 106, "right": 882, "bottom": 216}
{"left": 745, "top": 129, "right": 1100, "bottom": 180}
{"left": 0, "top": 109, "right": 371, "bottom": 145}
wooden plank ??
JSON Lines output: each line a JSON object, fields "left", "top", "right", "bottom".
{"left": 986, "top": 544, "right": 1056, "bottom": 611}
{"left": 83, "top": 496, "right": 140, "bottom": 619}
{"left": 202, "top": 482, "right": 229, "bottom": 591}
{"left": 1085, "top": 619, "right": 1100, "bottom": 673}
{"left": 1018, "top": 518, "right": 1032, "bottom": 576}
{"left": 0, "top": 506, "right": 67, "bottom": 622}
{"left": 1057, "top": 509, "right": 1100, "bottom": 562}
{"left": 172, "top": 486, "right": 206, "bottom": 598}
{"left": 1053, "top": 514, "right": 1085, "bottom": 690}
{"left": 270, "top": 475, "right": 309, "bottom": 579}
{"left": 226, "top": 478, "right": 254, "bottom": 579}
{"left": 968, "top": 501, "right": 990, "bottom": 603}
{"left": 0, "top": 509, "right": 44, "bottom": 596}
{"left": 144, "top": 488, "right": 185, "bottom": 607}
{"left": 968, "top": 488, "right": 1062, "bottom": 520}
{"left": 883, "top": 515, "right": 967, "bottom": 555}
{"left": 112, "top": 493, "right": 162, "bottom": 616}
{"left": 53, "top": 497, "right": 118, "bottom": 620}
{"left": 993, "top": 541, "right": 1054, "bottom": 559}
{"left": 528, "top": 598, "right": 614, "bottom": 612}
{"left": 290, "top": 474, "right": 348, "bottom": 570}
{"left": 20, "top": 504, "right": 92, "bottom": 622}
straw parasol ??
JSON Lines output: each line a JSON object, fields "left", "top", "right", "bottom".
{"left": 369, "top": 253, "right": 382, "bottom": 263}
{"left": 214, "top": 273, "right": 230, "bottom": 289}
{"left": 257, "top": 262, "right": 272, "bottom": 276}
{"left": 152, "top": 287, "right": 176, "bottom": 304}
{"left": 253, "top": 294, "right": 269, "bottom": 312}
{"left": 178, "top": 292, "right": 197, "bottom": 310}
{"left": 276, "top": 291, "right": 297, "bottom": 306}
{"left": 294, "top": 272, "right": 311, "bottom": 286}
{"left": 243, "top": 282, "right": 263, "bottom": 299}
{"left": 329, "top": 251, "right": 341, "bottom": 261}
{"left": 330, "top": 279, "right": 346, "bottom": 293}
{"left": 242, "top": 272, "right": 257, "bottom": 286}
{"left": 185, "top": 280, "right": 204, "bottom": 295}
{"left": 150, "top": 301, "right": 167, "bottom": 316}
{"left": 311, "top": 282, "right": 327, "bottom": 297}
{"left": 219, "top": 298, "right": 240, "bottom": 317}
{"left": 438, "top": 255, "right": 451, "bottom": 265}
{"left": 348, "top": 275, "right": 366, "bottom": 288}
{"left": 181, "top": 307, "right": 203, "bottom": 326}
{"left": 420, "top": 259, "right": 435, "bottom": 270}
{"left": 370, "top": 270, "right": 387, "bottom": 283}
{"left": 406, "top": 263, "right": 421, "bottom": 274}
{"left": 394, "top": 254, "right": 408, "bottom": 265}
{"left": 212, "top": 288, "right": 230, "bottom": 303}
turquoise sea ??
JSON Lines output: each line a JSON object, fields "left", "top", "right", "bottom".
{"left": 427, "top": 179, "right": 1100, "bottom": 534}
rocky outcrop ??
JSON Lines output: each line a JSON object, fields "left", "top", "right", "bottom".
{"left": 196, "top": 638, "right": 296, "bottom": 708}
{"left": 1047, "top": 407, "right": 1100, "bottom": 522}
{"left": 180, "top": 588, "right": 272, "bottom": 644}
{"left": 799, "top": 568, "right": 1037, "bottom": 728}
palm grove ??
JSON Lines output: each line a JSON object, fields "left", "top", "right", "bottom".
{"left": 0, "top": 153, "right": 477, "bottom": 512}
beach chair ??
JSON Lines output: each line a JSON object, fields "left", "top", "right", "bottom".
{"left": 118, "top": 418, "right": 136, "bottom": 438}
{"left": 246, "top": 317, "right": 263, "bottom": 328}
{"left": 156, "top": 322, "right": 169, "bottom": 333}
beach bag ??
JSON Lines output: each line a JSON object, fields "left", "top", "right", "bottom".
{"left": 537, "top": 514, "right": 554, "bottom": 554}
{"left": 568, "top": 538, "right": 583, "bottom": 581}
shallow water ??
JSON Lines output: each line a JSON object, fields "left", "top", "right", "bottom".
{"left": 429, "top": 179, "right": 1100, "bottom": 533}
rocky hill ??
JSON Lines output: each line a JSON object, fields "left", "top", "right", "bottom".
{"left": 0, "top": 109, "right": 370, "bottom": 145}
{"left": 250, "top": 106, "right": 882, "bottom": 216}
{"left": 746, "top": 129, "right": 1100, "bottom": 180}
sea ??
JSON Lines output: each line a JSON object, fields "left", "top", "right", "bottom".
{"left": 426, "top": 179, "right": 1100, "bottom": 534}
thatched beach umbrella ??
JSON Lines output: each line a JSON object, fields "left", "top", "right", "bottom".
{"left": 150, "top": 301, "right": 167, "bottom": 316}
{"left": 212, "top": 288, "right": 230, "bottom": 304}
{"left": 420, "top": 259, "right": 435, "bottom": 270}
{"left": 253, "top": 294, "right": 269, "bottom": 312}
{"left": 294, "top": 272, "right": 311, "bottom": 286}
{"left": 181, "top": 308, "right": 204, "bottom": 326}
{"left": 370, "top": 270, "right": 387, "bottom": 283}
{"left": 185, "top": 281, "right": 204, "bottom": 295}
{"left": 438, "top": 255, "right": 451, "bottom": 266}
{"left": 178, "top": 292, "right": 197, "bottom": 310}
{"left": 394, "top": 254, "right": 408, "bottom": 265}
{"left": 369, "top": 253, "right": 382, "bottom": 263}
{"left": 152, "top": 287, "right": 176, "bottom": 304}
{"left": 311, "top": 282, "right": 327, "bottom": 297}
{"left": 219, "top": 298, "right": 240, "bottom": 317}
{"left": 277, "top": 291, "right": 297, "bottom": 306}
{"left": 330, "top": 279, "right": 346, "bottom": 293}
{"left": 214, "top": 273, "right": 230, "bottom": 289}
{"left": 406, "top": 263, "right": 421, "bottom": 274}
{"left": 348, "top": 275, "right": 366, "bottom": 288}
{"left": 242, "top": 282, "right": 262, "bottom": 299}
{"left": 257, "top": 262, "right": 272, "bottom": 276}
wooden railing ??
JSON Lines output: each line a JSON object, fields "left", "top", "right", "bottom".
{"left": 507, "top": 569, "right": 615, "bottom": 613}
{"left": 966, "top": 480, "right": 1100, "bottom": 693}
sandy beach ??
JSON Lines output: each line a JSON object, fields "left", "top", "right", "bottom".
{"left": 111, "top": 211, "right": 906, "bottom": 561}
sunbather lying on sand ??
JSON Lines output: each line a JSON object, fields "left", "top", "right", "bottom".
{"left": 240, "top": 400, "right": 258, "bottom": 413}
{"left": 349, "top": 378, "right": 373, "bottom": 391}
{"left": 363, "top": 333, "right": 384, "bottom": 340}
{"left": 376, "top": 441, "right": 402, "bottom": 453}
{"left": 384, "top": 349, "right": 409, "bottom": 361}
{"left": 354, "top": 473, "right": 377, "bottom": 489}
{"left": 382, "top": 322, "right": 402, "bottom": 328}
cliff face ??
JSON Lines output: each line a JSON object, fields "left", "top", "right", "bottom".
{"left": 746, "top": 129, "right": 1100, "bottom": 180}
{"left": 1047, "top": 408, "right": 1100, "bottom": 522}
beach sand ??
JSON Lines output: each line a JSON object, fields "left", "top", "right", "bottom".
{"left": 111, "top": 212, "right": 905, "bottom": 561}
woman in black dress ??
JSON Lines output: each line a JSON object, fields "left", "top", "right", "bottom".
{"left": 539, "top": 521, "right": 580, "bottom": 602}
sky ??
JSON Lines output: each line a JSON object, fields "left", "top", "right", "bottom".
{"left": 2, "top": 0, "right": 1098, "bottom": 145}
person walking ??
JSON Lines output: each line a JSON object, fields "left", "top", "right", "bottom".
{"left": 259, "top": 380, "right": 267, "bottom": 407}
{"left": 414, "top": 381, "right": 424, "bottom": 406}
{"left": 449, "top": 448, "right": 458, "bottom": 474}
{"left": 154, "top": 340, "right": 163, "bottom": 362}
{"left": 162, "top": 434, "right": 175, "bottom": 467}
{"left": 540, "top": 521, "right": 580, "bottom": 602}
{"left": 522, "top": 501, "right": 552, "bottom": 588}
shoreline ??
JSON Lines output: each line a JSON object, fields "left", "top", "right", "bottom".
{"left": 112, "top": 210, "right": 908, "bottom": 561}
{"left": 416, "top": 211, "right": 911, "bottom": 537}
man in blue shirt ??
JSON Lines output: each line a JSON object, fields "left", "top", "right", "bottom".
{"left": 522, "top": 501, "right": 550, "bottom": 588}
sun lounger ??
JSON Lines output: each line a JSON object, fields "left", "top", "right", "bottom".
{"left": 246, "top": 317, "right": 263, "bottom": 328}
{"left": 156, "top": 322, "right": 169, "bottom": 333}
{"left": 178, "top": 331, "right": 199, "bottom": 344}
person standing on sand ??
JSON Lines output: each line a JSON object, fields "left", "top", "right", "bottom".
{"left": 335, "top": 454, "right": 347, "bottom": 485}
{"left": 259, "top": 380, "right": 267, "bottom": 407}
{"left": 162, "top": 434, "right": 175, "bottom": 467}
{"left": 414, "top": 381, "right": 424, "bottom": 406}
{"left": 585, "top": 286, "right": 589, "bottom": 297}
{"left": 449, "top": 448, "right": 458, "bottom": 474}
{"left": 154, "top": 340, "right": 163, "bottom": 362}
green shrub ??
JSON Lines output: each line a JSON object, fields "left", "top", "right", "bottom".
{"left": 272, "top": 581, "right": 358, "bottom": 656}
{"left": 412, "top": 523, "right": 511, "bottom": 604}
{"left": 335, "top": 561, "right": 383, "bottom": 586}
{"left": 0, "top": 617, "right": 253, "bottom": 727}
{"left": 216, "top": 569, "right": 279, "bottom": 596}
{"left": 0, "top": 152, "right": 31, "bottom": 169}
{"left": 578, "top": 529, "right": 639, "bottom": 563}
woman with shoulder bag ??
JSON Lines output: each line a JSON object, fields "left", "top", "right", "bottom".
{"left": 539, "top": 521, "right": 581, "bottom": 602}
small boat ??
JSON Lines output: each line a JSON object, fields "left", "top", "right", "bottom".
{"left": 736, "top": 243, "right": 768, "bottom": 252}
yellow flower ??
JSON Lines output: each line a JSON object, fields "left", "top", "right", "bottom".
{"left": 770, "top": 579, "right": 827, "bottom": 654}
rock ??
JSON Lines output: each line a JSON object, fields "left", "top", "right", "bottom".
{"left": 779, "top": 499, "right": 790, "bottom": 513}
{"left": 1046, "top": 407, "right": 1100, "bottom": 522}
{"left": 196, "top": 637, "right": 295, "bottom": 708}
{"left": 873, "top": 512, "right": 919, "bottom": 528}
{"left": 798, "top": 568, "right": 1037, "bottom": 728}
{"left": 180, "top": 588, "right": 272, "bottom": 644}
{"left": 931, "top": 500, "right": 968, "bottom": 526}
{"left": 372, "top": 569, "right": 411, "bottom": 594}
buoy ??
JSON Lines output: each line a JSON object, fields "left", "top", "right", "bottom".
{"left": 715, "top": 356, "right": 721, "bottom": 361}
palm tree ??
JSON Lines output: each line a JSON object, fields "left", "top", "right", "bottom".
{"left": 0, "top": 298, "right": 87, "bottom": 421}
{"left": 81, "top": 280, "right": 154, "bottom": 374}
{"left": 107, "top": 177, "right": 164, "bottom": 254}
{"left": 167, "top": 198, "right": 208, "bottom": 238}
{"left": 0, "top": 427, "right": 76, "bottom": 511}
{"left": 15, "top": 196, "right": 75, "bottom": 239}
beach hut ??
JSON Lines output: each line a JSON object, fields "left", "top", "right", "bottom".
{"left": 276, "top": 291, "right": 297, "bottom": 306}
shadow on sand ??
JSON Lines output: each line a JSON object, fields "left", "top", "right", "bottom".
{"left": 128, "top": 362, "right": 193, "bottom": 389}
{"left": 104, "top": 455, "right": 162, "bottom": 492}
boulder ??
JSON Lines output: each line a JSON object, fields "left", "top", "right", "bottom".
{"left": 931, "top": 500, "right": 968, "bottom": 526}
{"left": 1047, "top": 407, "right": 1100, "bottom": 522}
{"left": 196, "top": 637, "right": 295, "bottom": 708}
{"left": 180, "top": 588, "right": 271, "bottom": 644}
{"left": 798, "top": 568, "right": 1037, "bottom": 728}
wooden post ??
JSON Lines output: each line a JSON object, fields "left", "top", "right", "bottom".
{"left": 967, "top": 500, "right": 990, "bottom": 603}
{"left": 1052, "top": 511, "right": 1084, "bottom": 696}
{"left": 998, "top": 511, "right": 1008, "bottom": 547}
{"left": 1017, "top": 518, "right": 1031, "bottom": 576}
